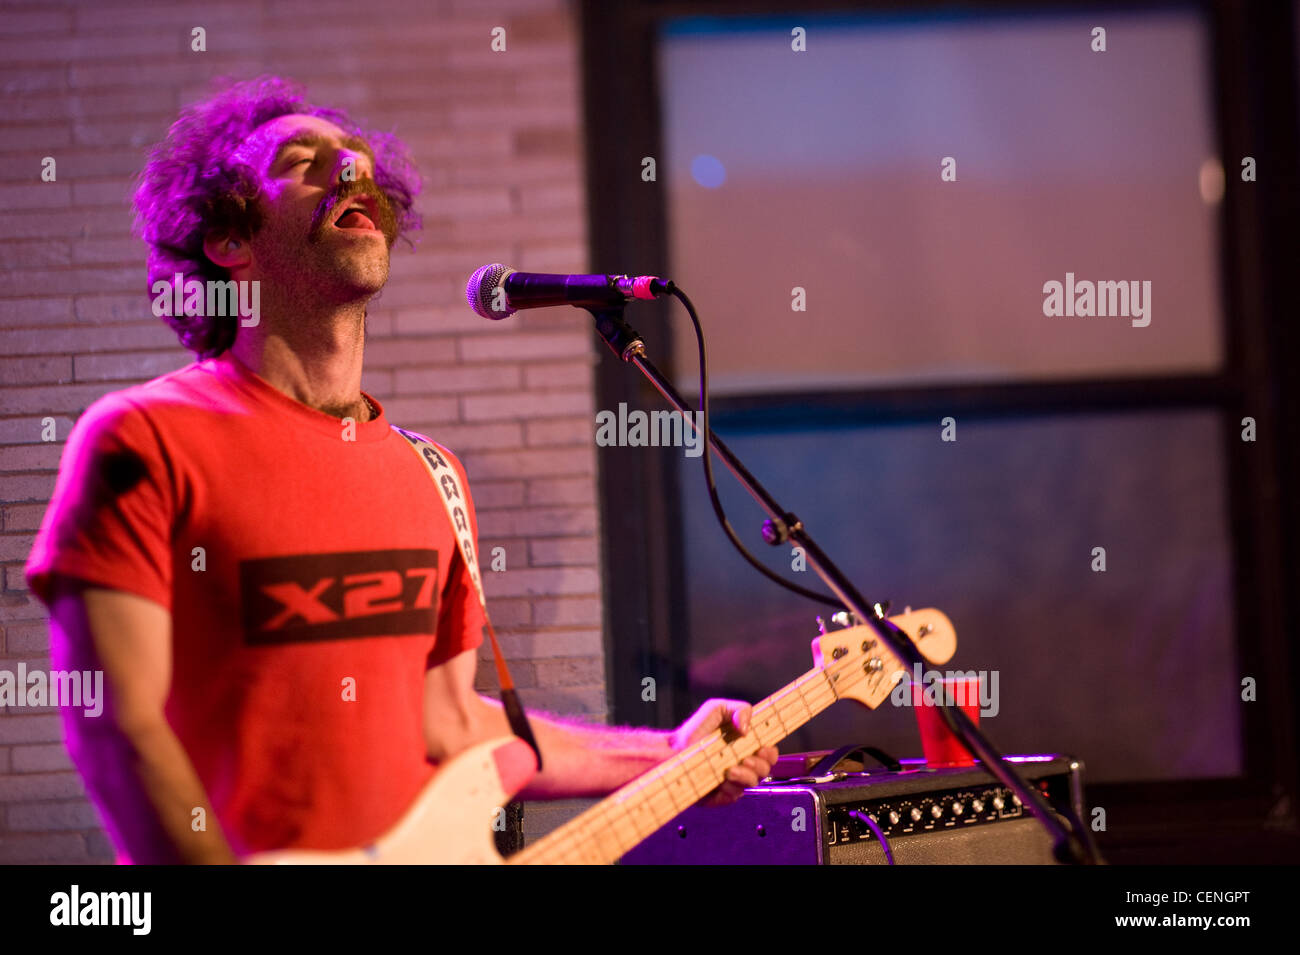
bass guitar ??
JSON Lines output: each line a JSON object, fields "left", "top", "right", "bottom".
{"left": 250, "top": 607, "right": 956, "bottom": 864}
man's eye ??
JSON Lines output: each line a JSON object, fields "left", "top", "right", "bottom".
{"left": 291, "top": 158, "right": 313, "bottom": 167}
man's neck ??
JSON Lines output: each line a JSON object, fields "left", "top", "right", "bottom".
{"left": 229, "top": 305, "right": 371, "bottom": 421}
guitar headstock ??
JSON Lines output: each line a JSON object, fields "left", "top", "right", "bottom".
{"left": 811, "top": 607, "right": 956, "bottom": 710}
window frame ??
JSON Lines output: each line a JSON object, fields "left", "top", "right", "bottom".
{"left": 580, "top": 0, "right": 1300, "bottom": 830}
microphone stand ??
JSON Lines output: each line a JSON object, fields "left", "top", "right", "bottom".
{"left": 587, "top": 305, "right": 1100, "bottom": 865}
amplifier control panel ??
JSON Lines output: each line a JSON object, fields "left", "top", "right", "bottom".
{"left": 826, "top": 774, "right": 1068, "bottom": 846}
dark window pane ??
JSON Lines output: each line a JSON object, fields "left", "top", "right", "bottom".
{"left": 675, "top": 409, "right": 1239, "bottom": 783}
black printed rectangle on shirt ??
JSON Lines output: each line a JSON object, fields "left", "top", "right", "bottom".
{"left": 239, "top": 548, "right": 440, "bottom": 645}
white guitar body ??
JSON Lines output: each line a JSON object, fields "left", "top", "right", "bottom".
{"left": 249, "top": 609, "right": 957, "bottom": 865}
{"left": 249, "top": 736, "right": 533, "bottom": 865}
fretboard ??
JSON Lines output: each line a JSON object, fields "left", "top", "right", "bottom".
{"left": 510, "top": 657, "right": 863, "bottom": 865}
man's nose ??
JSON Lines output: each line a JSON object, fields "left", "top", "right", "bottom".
{"left": 333, "top": 148, "right": 373, "bottom": 185}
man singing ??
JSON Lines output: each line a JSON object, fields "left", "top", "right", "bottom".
{"left": 25, "top": 76, "right": 776, "bottom": 864}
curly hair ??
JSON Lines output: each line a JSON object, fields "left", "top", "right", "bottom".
{"left": 133, "top": 75, "right": 422, "bottom": 358}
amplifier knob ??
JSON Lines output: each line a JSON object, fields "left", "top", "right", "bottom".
{"left": 888, "top": 811, "right": 900, "bottom": 825}
{"left": 910, "top": 807, "right": 922, "bottom": 822}
{"left": 952, "top": 801, "right": 964, "bottom": 816}
{"left": 993, "top": 796, "right": 1005, "bottom": 811}
{"left": 971, "top": 799, "right": 985, "bottom": 813}
{"left": 929, "top": 804, "right": 943, "bottom": 819}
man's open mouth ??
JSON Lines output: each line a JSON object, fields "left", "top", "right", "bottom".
{"left": 332, "top": 197, "right": 379, "bottom": 232}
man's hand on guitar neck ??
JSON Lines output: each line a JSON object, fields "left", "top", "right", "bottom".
{"left": 435, "top": 649, "right": 777, "bottom": 804}
{"left": 669, "top": 699, "right": 780, "bottom": 807}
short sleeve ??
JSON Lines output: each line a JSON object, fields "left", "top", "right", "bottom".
{"left": 25, "top": 394, "right": 175, "bottom": 610}
{"left": 427, "top": 448, "right": 487, "bottom": 668}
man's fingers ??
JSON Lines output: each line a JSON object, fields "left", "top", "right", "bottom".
{"left": 726, "top": 761, "right": 763, "bottom": 789}
{"left": 682, "top": 699, "right": 764, "bottom": 746}
{"left": 726, "top": 769, "right": 758, "bottom": 789}
{"left": 710, "top": 779, "right": 746, "bottom": 806}
{"left": 707, "top": 750, "right": 781, "bottom": 806}
{"left": 728, "top": 702, "right": 752, "bottom": 734}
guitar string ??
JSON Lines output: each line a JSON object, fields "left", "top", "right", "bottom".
{"left": 518, "top": 618, "right": 936, "bottom": 864}
{"left": 552, "top": 671, "right": 837, "bottom": 864}
{"left": 553, "top": 671, "right": 824, "bottom": 859}
{"left": 535, "top": 672, "right": 838, "bottom": 865}
{"left": 513, "top": 642, "right": 899, "bottom": 864}
{"left": 518, "top": 652, "right": 892, "bottom": 865}
{"left": 517, "top": 680, "right": 811, "bottom": 867}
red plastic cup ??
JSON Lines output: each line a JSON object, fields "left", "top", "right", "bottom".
{"left": 911, "top": 676, "right": 981, "bottom": 767}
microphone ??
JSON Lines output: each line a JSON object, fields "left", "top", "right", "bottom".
{"left": 465, "top": 263, "right": 672, "bottom": 319}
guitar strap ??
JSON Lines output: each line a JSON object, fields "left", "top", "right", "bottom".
{"left": 393, "top": 425, "right": 543, "bottom": 770}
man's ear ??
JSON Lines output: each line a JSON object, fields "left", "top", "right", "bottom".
{"left": 202, "top": 232, "right": 251, "bottom": 271}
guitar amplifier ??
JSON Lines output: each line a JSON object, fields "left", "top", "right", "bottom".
{"left": 621, "top": 754, "right": 1085, "bottom": 865}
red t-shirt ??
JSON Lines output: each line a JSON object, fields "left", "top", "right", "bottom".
{"left": 25, "top": 354, "right": 485, "bottom": 858}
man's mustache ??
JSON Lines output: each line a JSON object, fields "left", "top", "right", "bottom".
{"left": 309, "top": 180, "right": 399, "bottom": 246}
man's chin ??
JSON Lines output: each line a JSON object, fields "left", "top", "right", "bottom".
{"left": 305, "top": 268, "right": 389, "bottom": 305}
{"left": 320, "top": 250, "right": 390, "bottom": 295}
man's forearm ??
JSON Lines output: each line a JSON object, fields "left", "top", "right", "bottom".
{"left": 477, "top": 695, "right": 672, "bottom": 799}
{"left": 49, "top": 585, "right": 234, "bottom": 863}
{"left": 72, "top": 717, "right": 237, "bottom": 864}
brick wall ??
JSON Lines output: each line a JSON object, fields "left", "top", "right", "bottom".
{"left": 0, "top": 0, "right": 604, "bottom": 862}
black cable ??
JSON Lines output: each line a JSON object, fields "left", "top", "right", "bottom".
{"left": 667, "top": 284, "right": 842, "bottom": 608}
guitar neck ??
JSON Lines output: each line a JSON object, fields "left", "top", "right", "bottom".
{"left": 510, "top": 664, "right": 846, "bottom": 865}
